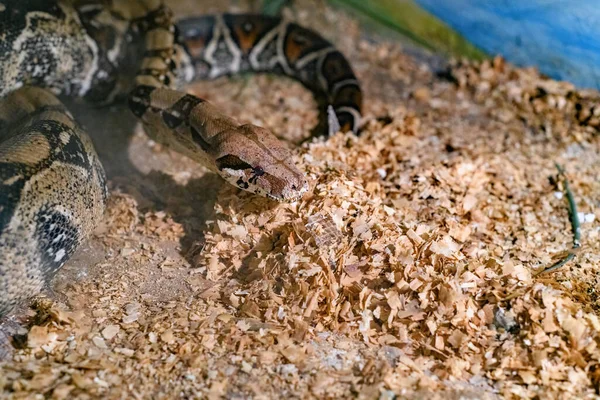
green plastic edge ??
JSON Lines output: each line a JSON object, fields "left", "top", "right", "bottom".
{"left": 330, "top": 0, "right": 487, "bottom": 60}
{"left": 261, "top": 0, "right": 289, "bottom": 16}
{"left": 261, "top": 0, "right": 487, "bottom": 60}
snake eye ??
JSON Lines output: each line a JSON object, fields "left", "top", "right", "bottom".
{"left": 291, "top": 33, "right": 309, "bottom": 46}
{"left": 216, "top": 155, "right": 252, "bottom": 171}
{"left": 252, "top": 166, "right": 265, "bottom": 176}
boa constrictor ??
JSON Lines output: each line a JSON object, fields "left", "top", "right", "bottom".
{"left": 0, "top": 0, "right": 362, "bottom": 317}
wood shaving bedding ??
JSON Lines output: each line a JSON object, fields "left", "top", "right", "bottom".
{"left": 2, "top": 1, "right": 600, "bottom": 398}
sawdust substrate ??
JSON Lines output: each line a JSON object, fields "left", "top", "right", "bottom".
{"left": 3, "top": 1, "right": 600, "bottom": 399}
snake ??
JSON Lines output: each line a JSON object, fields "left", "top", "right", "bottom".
{"left": 0, "top": 1, "right": 362, "bottom": 318}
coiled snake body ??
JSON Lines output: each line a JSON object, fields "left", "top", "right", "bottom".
{"left": 0, "top": 1, "right": 362, "bottom": 317}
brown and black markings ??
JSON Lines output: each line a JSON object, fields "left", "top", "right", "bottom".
{"left": 0, "top": 0, "right": 362, "bottom": 318}
{"left": 0, "top": 87, "right": 106, "bottom": 317}
{"left": 177, "top": 13, "right": 362, "bottom": 133}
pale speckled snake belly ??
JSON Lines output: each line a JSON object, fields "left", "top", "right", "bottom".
{"left": 0, "top": 0, "right": 362, "bottom": 317}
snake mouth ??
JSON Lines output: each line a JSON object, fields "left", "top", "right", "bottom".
{"left": 265, "top": 190, "right": 300, "bottom": 202}
{"left": 269, "top": 193, "right": 300, "bottom": 202}
{"left": 278, "top": 180, "right": 310, "bottom": 202}
{"left": 266, "top": 193, "right": 288, "bottom": 202}
{"left": 262, "top": 179, "right": 309, "bottom": 202}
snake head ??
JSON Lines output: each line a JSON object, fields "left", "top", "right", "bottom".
{"left": 213, "top": 125, "right": 309, "bottom": 202}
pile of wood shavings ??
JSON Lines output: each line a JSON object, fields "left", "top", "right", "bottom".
{"left": 3, "top": 3, "right": 600, "bottom": 398}
{"left": 191, "top": 93, "right": 600, "bottom": 397}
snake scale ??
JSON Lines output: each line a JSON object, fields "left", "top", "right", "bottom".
{"left": 0, "top": 1, "right": 362, "bottom": 317}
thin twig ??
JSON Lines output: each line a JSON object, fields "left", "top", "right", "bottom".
{"left": 537, "top": 164, "right": 581, "bottom": 275}
{"left": 541, "top": 253, "right": 576, "bottom": 275}
{"left": 555, "top": 163, "right": 581, "bottom": 248}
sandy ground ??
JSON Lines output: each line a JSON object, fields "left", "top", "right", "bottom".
{"left": 2, "top": 1, "right": 600, "bottom": 399}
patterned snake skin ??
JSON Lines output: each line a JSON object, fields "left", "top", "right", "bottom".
{"left": 0, "top": 0, "right": 362, "bottom": 317}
